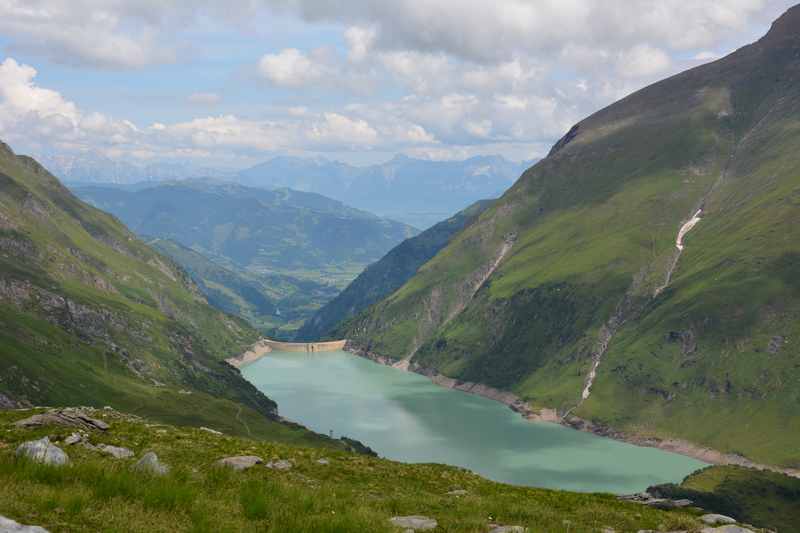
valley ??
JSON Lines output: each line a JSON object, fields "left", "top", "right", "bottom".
{"left": 1, "top": 2, "right": 800, "bottom": 532}
{"left": 71, "top": 181, "right": 416, "bottom": 337}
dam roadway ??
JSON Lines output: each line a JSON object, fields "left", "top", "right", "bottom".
{"left": 226, "top": 338, "right": 347, "bottom": 368}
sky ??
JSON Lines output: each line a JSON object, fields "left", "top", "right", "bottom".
{"left": 0, "top": 0, "right": 796, "bottom": 168}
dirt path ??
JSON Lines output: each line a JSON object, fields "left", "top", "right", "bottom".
{"left": 235, "top": 405, "right": 251, "bottom": 437}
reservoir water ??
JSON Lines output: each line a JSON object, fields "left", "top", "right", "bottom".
{"left": 242, "top": 350, "right": 706, "bottom": 494}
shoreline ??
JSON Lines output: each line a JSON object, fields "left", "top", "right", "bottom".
{"left": 344, "top": 341, "right": 800, "bottom": 479}
{"left": 226, "top": 338, "right": 347, "bottom": 368}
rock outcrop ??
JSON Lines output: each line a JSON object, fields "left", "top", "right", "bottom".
{"left": 0, "top": 515, "right": 50, "bottom": 532}
{"left": 701, "top": 515, "right": 738, "bottom": 526}
{"left": 15, "top": 437, "right": 69, "bottom": 467}
{"left": 216, "top": 456, "right": 263, "bottom": 471}
{"left": 389, "top": 516, "right": 438, "bottom": 531}
{"left": 265, "top": 459, "right": 293, "bottom": 471}
{"left": 133, "top": 452, "right": 169, "bottom": 476}
{"left": 98, "top": 444, "right": 134, "bottom": 459}
{"left": 15, "top": 409, "right": 109, "bottom": 432}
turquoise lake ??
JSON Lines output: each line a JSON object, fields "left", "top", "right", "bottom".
{"left": 242, "top": 350, "right": 706, "bottom": 494}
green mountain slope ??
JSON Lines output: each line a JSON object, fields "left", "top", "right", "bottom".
{"left": 297, "top": 200, "right": 493, "bottom": 341}
{"left": 71, "top": 181, "right": 417, "bottom": 336}
{"left": 0, "top": 142, "right": 332, "bottom": 446}
{"left": 650, "top": 465, "right": 800, "bottom": 532}
{"left": 0, "top": 408, "right": 705, "bottom": 533}
{"left": 343, "top": 7, "right": 800, "bottom": 468}
{"left": 147, "top": 238, "right": 338, "bottom": 337}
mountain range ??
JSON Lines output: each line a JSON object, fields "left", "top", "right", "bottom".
{"left": 50, "top": 153, "right": 532, "bottom": 230}
{"left": 36, "top": 152, "right": 235, "bottom": 185}
{"left": 70, "top": 180, "right": 417, "bottom": 335}
{"left": 237, "top": 154, "right": 532, "bottom": 228}
{"left": 338, "top": 6, "right": 800, "bottom": 470}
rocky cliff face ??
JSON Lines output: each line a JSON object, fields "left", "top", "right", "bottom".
{"left": 343, "top": 7, "right": 800, "bottom": 468}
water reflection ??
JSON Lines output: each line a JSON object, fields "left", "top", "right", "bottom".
{"left": 242, "top": 350, "right": 705, "bottom": 493}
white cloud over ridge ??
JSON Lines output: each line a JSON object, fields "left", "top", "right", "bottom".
{"left": 0, "top": 0, "right": 795, "bottom": 164}
{"left": 0, "top": 57, "right": 438, "bottom": 163}
{"left": 267, "top": 0, "right": 780, "bottom": 63}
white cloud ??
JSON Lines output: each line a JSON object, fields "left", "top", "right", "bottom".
{"left": 265, "top": 0, "right": 782, "bottom": 63}
{"left": 465, "top": 120, "right": 492, "bottom": 139}
{"left": 258, "top": 48, "right": 328, "bottom": 88}
{"left": 0, "top": 1, "right": 795, "bottom": 165}
{"left": 0, "top": 56, "right": 433, "bottom": 162}
{"left": 616, "top": 44, "right": 672, "bottom": 78}
{"left": 188, "top": 92, "right": 221, "bottom": 105}
{"left": 345, "top": 26, "right": 377, "bottom": 63}
{"left": 307, "top": 113, "right": 378, "bottom": 147}
{"left": 693, "top": 50, "right": 723, "bottom": 61}
{"left": 0, "top": 0, "right": 174, "bottom": 69}
{"left": 0, "top": 58, "right": 79, "bottom": 124}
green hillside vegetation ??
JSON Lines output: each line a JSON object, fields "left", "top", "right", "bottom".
{"left": 342, "top": 7, "right": 800, "bottom": 468}
{"left": 298, "top": 200, "right": 493, "bottom": 341}
{"left": 0, "top": 408, "right": 706, "bottom": 533}
{"left": 71, "top": 181, "right": 417, "bottom": 337}
{"left": 148, "top": 238, "right": 338, "bottom": 336}
{"left": 0, "top": 142, "right": 333, "bottom": 446}
{"left": 650, "top": 465, "right": 800, "bottom": 532}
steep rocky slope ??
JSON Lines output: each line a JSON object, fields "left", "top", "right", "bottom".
{"left": 0, "top": 142, "right": 331, "bottom": 445}
{"left": 343, "top": 7, "right": 800, "bottom": 468}
{"left": 297, "top": 200, "right": 492, "bottom": 341}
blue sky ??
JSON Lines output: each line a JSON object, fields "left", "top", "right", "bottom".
{"left": 0, "top": 0, "right": 795, "bottom": 169}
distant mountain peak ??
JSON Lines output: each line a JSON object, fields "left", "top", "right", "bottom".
{"left": 762, "top": 4, "right": 800, "bottom": 46}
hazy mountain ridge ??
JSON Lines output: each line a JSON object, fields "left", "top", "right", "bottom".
{"left": 38, "top": 152, "right": 235, "bottom": 185}
{"left": 238, "top": 154, "right": 533, "bottom": 228}
{"left": 46, "top": 152, "right": 533, "bottom": 230}
{"left": 341, "top": 7, "right": 800, "bottom": 468}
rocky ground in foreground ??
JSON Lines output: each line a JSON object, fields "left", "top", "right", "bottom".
{"left": 0, "top": 407, "right": 778, "bottom": 532}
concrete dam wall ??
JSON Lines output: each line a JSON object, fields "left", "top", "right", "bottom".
{"left": 226, "top": 338, "right": 347, "bottom": 368}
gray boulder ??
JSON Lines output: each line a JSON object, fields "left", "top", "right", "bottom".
{"left": 266, "top": 459, "right": 293, "bottom": 471}
{"left": 389, "top": 516, "right": 438, "bottom": 530}
{"left": 316, "top": 458, "right": 330, "bottom": 465}
{"left": 446, "top": 489, "right": 468, "bottom": 496}
{"left": 701, "top": 527, "right": 754, "bottom": 533}
{"left": 0, "top": 515, "right": 50, "bottom": 532}
{"left": 64, "top": 433, "right": 83, "bottom": 445}
{"left": 701, "top": 515, "right": 738, "bottom": 526}
{"left": 490, "top": 526, "right": 526, "bottom": 532}
{"left": 133, "top": 452, "right": 169, "bottom": 475}
{"left": 99, "top": 445, "right": 134, "bottom": 459}
{"left": 15, "top": 409, "right": 109, "bottom": 431}
{"left": 15, "top": 437, "right": 69, "bottom": 466}
{"left": 217, "top": 456, "right": 263, "bottom": 471}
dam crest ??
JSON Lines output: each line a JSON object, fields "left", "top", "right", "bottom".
{"left": 226, "top": 338, "right": 347, "bottom": 368}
